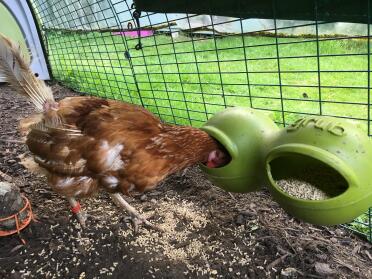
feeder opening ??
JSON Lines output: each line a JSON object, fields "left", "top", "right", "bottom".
{"left": 268, "top": 154, "right": 348, "bottom": 200}
{"left": 203, "top": 139, "right": 232, "bottom": 168}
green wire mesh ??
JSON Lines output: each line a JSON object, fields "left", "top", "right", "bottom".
{"left": 28, "top": 0, "right": 372, "bottom": 242}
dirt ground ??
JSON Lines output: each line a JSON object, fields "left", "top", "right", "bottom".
{"left": 0, "top": 83, "right": 371, "bottom": 279}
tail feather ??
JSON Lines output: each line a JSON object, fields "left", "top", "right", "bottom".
{"left": 0, "top": 33, "right": 54, "bottom": 111}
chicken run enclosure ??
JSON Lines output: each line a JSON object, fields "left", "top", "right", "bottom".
{"left": 3, "top": 0, "right": 371, "bottom": 243}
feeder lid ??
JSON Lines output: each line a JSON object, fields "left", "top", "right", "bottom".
{"left": 0, "top": 181, "right": 12, "bottom": 195}
{"left": 0, "top": 182, "right": 24, "bottom": 219}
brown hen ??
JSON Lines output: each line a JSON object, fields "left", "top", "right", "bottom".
{"left": 0, "top": 34, "right": 228, "bottom": 231}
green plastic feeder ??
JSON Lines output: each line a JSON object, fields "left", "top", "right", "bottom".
{"left": 266, "top": 116, "right": 372, "bottom": 225}
{"left": 200, "top": 107, "right": 279, "bottom": 192}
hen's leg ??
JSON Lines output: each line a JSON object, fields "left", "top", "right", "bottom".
{"left": 109, "top": 193, "right": 161, "bottom": 233}
{"left": 67, "top": 197, "right": 87, "bottom": 227}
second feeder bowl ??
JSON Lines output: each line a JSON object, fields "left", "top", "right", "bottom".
{"left": 200, "top": 107, "right": 279, "bottom": 192}
{"left": 265, "top": 116, "right": 372, "bottom": 225}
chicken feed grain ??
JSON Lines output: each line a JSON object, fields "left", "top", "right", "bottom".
{"left": 276, "top": 178, "right": 330, "bottom": 200}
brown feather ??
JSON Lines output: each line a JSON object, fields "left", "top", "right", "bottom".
{"left": 24, "top": 96, "right": 220, "bottom": 197}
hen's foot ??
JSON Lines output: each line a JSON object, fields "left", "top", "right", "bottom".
{"left": 110, "top": 193, "right": 162, "bottom": 234}
{"left": 68, "top": 198, "right": 87, "bottom": 228}
{"left": 124, "top": 212, "right": 161, "bottom": 234}
{"left": 75, "top": 211, "right": 87, "bottom": 228}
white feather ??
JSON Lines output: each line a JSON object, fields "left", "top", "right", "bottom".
{"left": 0, "top": 33, "right": 55, "bottom": 111}
{"left": 100, "top": 141, "right": 124, "bottom": 171}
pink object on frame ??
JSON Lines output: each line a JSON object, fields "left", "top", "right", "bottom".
{"left": 112, "top": 30, "right": 154, "bottom": 38}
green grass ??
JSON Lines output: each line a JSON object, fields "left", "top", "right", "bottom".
{"left": 44, "top": 30, "right": 371, "bottom": 240}
{"left": 344, "top": 210, "right": 372, "bottom": 241}
{"left": 45, "top": 31, "right": 371, "bottom": 128}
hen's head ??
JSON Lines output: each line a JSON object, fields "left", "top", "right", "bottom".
{"left": 206, "top": 149, "right": 230, "bottom": 168}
